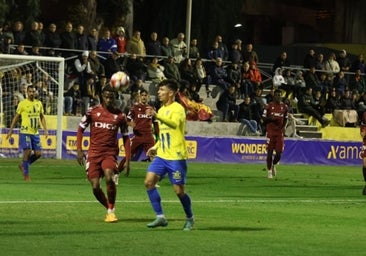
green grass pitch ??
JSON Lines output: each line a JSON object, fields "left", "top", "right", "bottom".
{"left": 0, "top": 159, "right": 365, "bottom": 256}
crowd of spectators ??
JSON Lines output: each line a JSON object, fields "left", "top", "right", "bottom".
{"left": 1, "top": 20, "right": 365, "bottom": 134}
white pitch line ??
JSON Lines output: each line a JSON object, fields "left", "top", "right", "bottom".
{"left": 0, "top": 199, "right": 364, "bottom": 204}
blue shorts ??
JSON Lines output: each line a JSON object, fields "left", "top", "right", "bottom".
{"left": 19, "top": 134, "right": 42, "bottom": 151}
{"left": 147, "top": 156, "right": 187, "bottom": 185}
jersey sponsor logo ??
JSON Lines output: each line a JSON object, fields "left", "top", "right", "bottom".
{"left": 137, "top": 113, "right": 152, "bottom": 119}
{"left": 94, "top": 122, "right": 117, "bottom": 130}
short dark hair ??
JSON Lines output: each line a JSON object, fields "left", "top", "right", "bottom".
{"left": 139, "top": 88, "right": 148, "bottom": 95}
{"left": 158, "top": 79, "right": 178, "bottom": 92}
{"left": 102, "top": 84, "right": 117, "bottom": 94}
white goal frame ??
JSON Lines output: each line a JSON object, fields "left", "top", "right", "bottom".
{"left": 0, "top": 54, "right": 65, "bottom": 159}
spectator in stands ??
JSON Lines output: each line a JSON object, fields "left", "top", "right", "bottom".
{"left": 129, "top": 79, "right": 144, "bottom": 95}
{"left": 333, "top": 90, "right": 358, "bottom": 126}
{"left": 89, "top": 50, "right": 105, "bottom": 79}
{"left": 324, "top": 88, "right": 340, "bottom": 113}
{"left": 215, "top": 35, "right": 229, "bottom": 61}
{"left": 193, "top": 57, "right": 210, "bottom": 97}
{"left": 272, "top": 67, "right": 286, "bottom": 88}
{"left": 283, "top": 98, "right": 303, "bottom": 138}
{"left": 333, "top": 89, "right": 358, "bottom": 127}
{"left": 64, "top": 82, "right": 81, "bottom": 116}
{"left": 188, "top": 38, "right": 200, "bottom": 59}
{"left": 303, "top": 49, "right": 316, "bottom": 69}
{"left": 97, "top": 29, "right": 118, "bottom": 57}
{"left": 333, "top": 71, "right": 348, "bottom": 96}
{"left": 325, "top": 52, "right": 340, "bottom": 74}
{"left": 12, "top": 21, "right": 26, "bottom": 45}
{"left": 113, "top": 26, "right": 127, "bottom": 54}
{"left": 103, "top": 51, "right": 124, "bottom": 78}
{"left": 229, "top": 41, "right": 242, "bottom": 64}
{"left": 351, "top": 54, "right": 365, "bottom": 73}
{"left": 146, "top": 32, "right": 162, "bottom": 57}
{"left": 248, "top": 61, "right": 262, "bottom": 89}
{"left": 207, "top": 41, "right": 223, "bottom": 62}
{"left": 337, "top": 49, "right": 352, "bottom": 74}
{"left": 163, "top": 55, "right": 181, "bottom": 81}
{"left": 349, "top": 69, "right": 366, "bottom": 95}
{"left": 44, "top": 23, "right": 61, "bottom": 50}
{"left": 170, "top": 32, "right": 187, "bottom": 64}
{"left": 357, "top": 93, "right": 366, "bottom": 122}
{"left": 2, "top": 21, "right": 14, "bottom": 44}
{"left": 227, "top": 62, "right": 242, "bottom": 98}
{"left": 179, "top": 58, "right": 197, "bottom": 87}
{"left": 74, "top": 50, "right": 93, "bottom": 83}
{"left": 298, "top": 87, "right": 330, "bottom": 127}
{"left": 60, "top": 22, "right": 77, "bottom": 57}
{"left": 313, "top": 90, "right": 326, "bottom": 117}
{"left": 216, "top": 84, "right": 239, "bottom": 122}
{"left": 242, "top": 43, "right": 259, "bottom": 64}
{"left": 240, "top": 61, "right": 253, "bottom": 99}
{"left": 147, "top": 56, "right": 166, "bottom": 84}
{"left": 38, "top": 22, "right": 45, "bottom": 46}
{"left": 238, "top": 95, "right": 261, "bottom": 135}
{"left": 87, "top": 27, "right": 98, "bottom": 51}
{"left": 315, "top": 53, "right": 326, "bottom": 72}
{"left": 29, "top": 44, "right": 42, "bottom": 56}
{"left": 75, "top": 25, "right": 88, "bottom": 50}
{"left": 318, "top": 72, "right": 331, "bottom": 96}
{"left": 125, "top": 53, "right": 147, "bottom": 83}
{"left": 272, "top": 51, "right": 290, "bottom": 74}
{"left": 161, "top": 37, "right": 173, "bottom": 57}
{"left": 24, "top": 21, "right": 42, "bottom": 47}
{"left": 304, "top": 66, "right": 322, "bottom": 92}
{"left": 126, "top": 30, "right": 146, "bottom": 57}
{"left": 13, "top": 43, "right": 28, "bottom": 55}
{"left": 209, "top": 57, "right": 231, "bottom": 92}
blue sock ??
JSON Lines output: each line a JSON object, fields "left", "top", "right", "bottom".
{"left": 22, "top": 160, "right": 30, "bottom": 176}
{"left": 29, "top": 154, "right": 38, "bottom": 164}
{"left": 147, "top": 188, "right": 163, "bottom": 215}
{"left": 179, "top": 193, "right": 193, "bottom": 219}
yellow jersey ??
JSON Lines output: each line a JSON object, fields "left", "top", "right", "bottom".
{"left": 16, "top": 98, "right": 44, "bottom": 135}
{"left": 155, "top": 101, "right": 187, "bottom": 160}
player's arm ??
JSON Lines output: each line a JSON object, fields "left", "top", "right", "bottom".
{"left": 6, "top": 113, "right": 21, "bottom": 139}
{"left": 76, "top": 125, "right": 86, "bottom": 166}
{"left": 39, "top": 113, "right": 48, "bottom": 137}
{"left": 153, "top": 120, "right": 160, "bottom": 142}
{"left": 360, "top": 125, "right": 366, "bottom": 138}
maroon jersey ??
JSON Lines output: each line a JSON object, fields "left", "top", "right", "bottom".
{"left": 78, "top": 105, "right": 128, "bottom": 158}
{"left": 127, "top": 102, "right": 157, "bottom": 136}
{"left": 263, "top": 101, "right": 288, "bottom": 135}
{"left": 361, "top": 124, "right": 366, "bottom": 158}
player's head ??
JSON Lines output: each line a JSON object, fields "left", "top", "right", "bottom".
{"left": 27, "top": 85, "right": 36, "bottom": 100}
{"left": 139, "top": 89, "right": 149, "bottom": 104}
{"left": 273, "top": 89, "right": 282, "bottom": 103}
{"left": 101, "top": 85, "right": 117, "bottom": 108}
{"left": 157, "top": 79, "right": 179, "bottom": 104}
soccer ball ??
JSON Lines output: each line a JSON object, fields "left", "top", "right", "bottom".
{"left": 110, "top": 71, "right": 130, "bottom": 91}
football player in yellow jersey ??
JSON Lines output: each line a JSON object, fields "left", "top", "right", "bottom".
{"left": 144, "top": 79, "right": 194, "bottom": 231}
{"left": 6, "top": 85, "right": 48, "bottom": 181}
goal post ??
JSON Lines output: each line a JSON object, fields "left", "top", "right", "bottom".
{"left": 0, "top": 54, "right": 65, "bottom": 159}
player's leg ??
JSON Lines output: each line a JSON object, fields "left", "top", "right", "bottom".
{"left": 102, "top": 156, "right": 119, "bottom": 222}
{"left": 87, "top": 160, "right": 108, "bottom": 209}
{"left": 29, "top": 135, "right": 42, "bottom": 164}
{"left": 266, "top": 137, "right": 274, "bottom": 179}
{"left": 362, "top": 157, "right": 366, "bottom": 195}
{"left": 272, "top": 135, "right": 285, "bottom": 177}
{"left": 145, "top": 157, "right": 167, "bottom": 228}
{"left": 19, "top": 134, "right": 33, "bottom": 181}
{"left": 169, "top": 160, "right": 194, "bottom": 231}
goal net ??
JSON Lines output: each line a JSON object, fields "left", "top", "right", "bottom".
{"left": 0, "top": 54, "right": 65, "bottom": 159}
